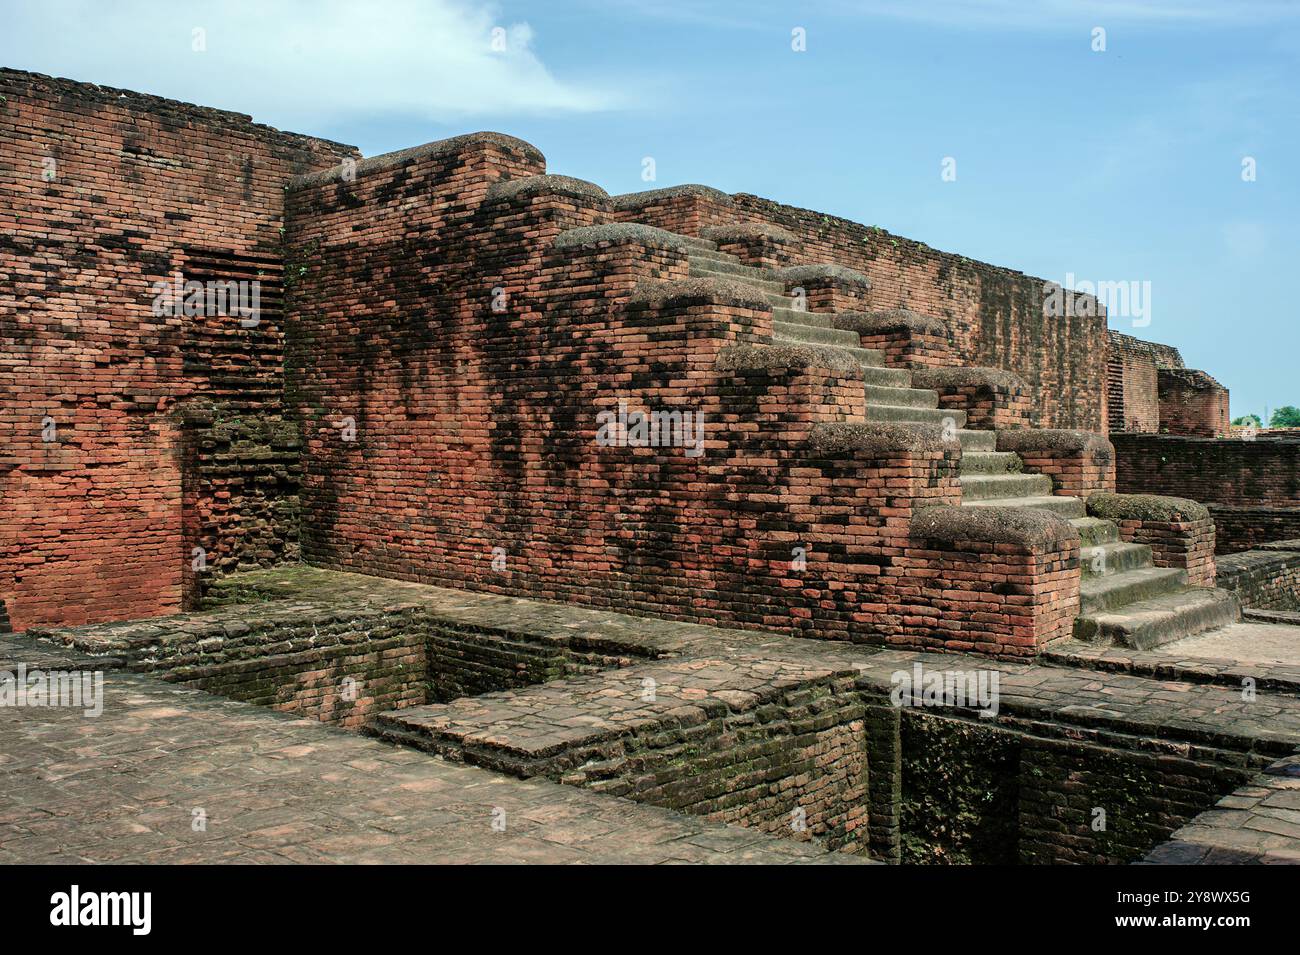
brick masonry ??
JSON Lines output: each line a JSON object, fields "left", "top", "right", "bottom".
{"left": 0, "top": 69, "right": 355, "bottom": 632}
{"left": 1112, "top": 433, "right": 1300, "bottom": 553}
{"left": 1107, "top": 330, "right": 1229, "bottom": 437}
{"left": 0, "top": 73, "right": 1269, "bottom": 666}
{"left": 704, "top": 194, "right": 1108, "bottom": 431}
{"left": 1215, "top": 542, "right": 1300, "bottom": 612}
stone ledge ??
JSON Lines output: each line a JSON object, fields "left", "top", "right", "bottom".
{"left": 627, "top": 276, "right": 771, "bottom": 310}
{"left": 1159, "top": 367, "right": 1226, "bottom": 392}
{"left": 485, "top": 173, "right": 610, "bottom": 205}
{"left": 775, "top": 264, "right": 872, "bottom": 288}
{"left": 287, "top": 131, "right": 543, "bottom": 191}
{"left": 1088, "top": 491, "right": 1209, "bottom": 523}
{"left": 700, "top": 223, "right": 796, "bottom": 244}
{"left": 807, "top": 421, "right": 947, "bottom": 456}
{"left": 610, "top": 184, "right": 733, "bottom": 210}
{"left": 715, "top": 342, "right": 863, "bottom": 376}
{"left": 998, "top": 429, "right": 1114, "bottom": 459}
{"left": 1257, "top": 539, "right": 1300, "bottom": 552}
{"left": 912, "top": 365, "right": 1028, "bottom": 392}
{"left": 553, "top": 223, "right": 689, "bottom": 253}
{"left": 833, "top": 308, "right": 947, "bottom": 337}
{"left": 910, "top": 504, "right": 1078, "bottom": 547}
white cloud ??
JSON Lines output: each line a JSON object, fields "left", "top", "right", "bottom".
{"left": 0, "top": 0, "right": 621, "bottom": 129}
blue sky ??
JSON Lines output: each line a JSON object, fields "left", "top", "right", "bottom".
{"left": 3, "top": 0, "right": 1296, "bottom": 419}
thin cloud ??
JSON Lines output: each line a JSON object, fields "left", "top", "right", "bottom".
{"left": 0, "top": 0, "right": 624, "bottom": 129}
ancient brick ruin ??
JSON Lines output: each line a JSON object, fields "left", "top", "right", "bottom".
{"left": 3, "top": 70, "right": 1299, "bottom": 865}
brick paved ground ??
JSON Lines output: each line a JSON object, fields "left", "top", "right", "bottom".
{"left": 0, "top": 636, "right": 857, "bottom": 864}
{"left": 1143, "top": 754, "right": 1300, "bottom": 864}
{"left": 13, "top": 566, "right": 1300, "bottom": 864}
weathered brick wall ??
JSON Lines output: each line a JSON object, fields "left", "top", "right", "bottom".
{"left": 1112, "top": 434, "right": 1300, "bottom": 553}
{"left": 1158, "top": 368, "right": 1230, "bottom": 437}
{"left": 576, "top": 677, "right": 869, "bottom": 852}
{"left": 1215, "top": 544, "right": 1300, "bottom": 611}
{"left": 286, "top": 136, "right": 1086, "bottom": 657}
{"left": 896, "top": 711, "right": 1252, "bottom": 864}
{"left": 1113, "top": 434, "right": 1300, "bottom": 506}
{"left": 0, "top": 69, "right": 355, "bottom": 631}
{"left": 1107, "top": 331, "right": 1163, "bottom": 433}
{"left": 726, "top": 195, "right": 1108, "bottom": 431}
{"left": 1208, "top": 506, "right": 1300, "bottom": 554}
{"left": 1108, "top": 333, "right": 1226, "bottom": 437}
{"left": 1018, "top": 738, "right": 1248, "bottom": 864}
{"left": 1089, "top": 493, "right": 1217, "bottom": 586}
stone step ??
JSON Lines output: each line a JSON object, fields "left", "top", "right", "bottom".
{"left": 772, "top": 321, "right": 867, "bottom": 349}
{"left": 689, "top": 263, "right": 785, "bottom": 292}
{"left": 864, "top": 384, "right": 939, "bottom": 409}
{"left": 962, "top": 494, "right": 1087, "bottom": 518}
{"left": 772, "top": 306, "right": 838, "bottom": 328}
{"left": 959, "top": 451, "right": 1022, "bottom": 475}
{"left": 676, "top": 234, "right": 718, "bottom": 252}
{"left": 866, "top": 404, "right": 968, "bottom": 427}
{"left": 771, "top": 333, "right": 885, "bottom": 368}
{"left": 957, "top": 429, "right": 997, "bottom": 452}
{"left": 1070, "top": 516, "right": 1121, "bottom": 547}
{"left": 960, "top": 472, "right": 1054, "bottom": 501}
{"left": 1079, "top": 566, "right": 1187, "bottom": 615}
{"left": 1081, "top": 541, "right": 1153, "bottom": 579}
{"left": 861, "top": 365, "right": 915, "bottom": 387}
{"left": 1072, "top": 588, "right": 1241, "bottom": 650}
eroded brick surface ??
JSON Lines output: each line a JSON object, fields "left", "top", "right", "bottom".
{"left": 0, "top": 633, "right": 852, "bottom": 865}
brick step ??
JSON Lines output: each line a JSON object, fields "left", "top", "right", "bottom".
{"left": 960, "top": 472, "right": 1054, "bottom": 500}
{"left": 1070, "top": 516, "right": 1121, "bottom": 547}
{"left": 364, "top": 710, "right": 449, "bottom": 755}
{"left": 772, "top": 321, "right": 869, "bottom": 350}
{"left": 1081, "top": 541, "right": 1153, "bottom": 579}
{"left": 957, "top": 429, "right": 997, "bottom": 452}
{"left": 1079, "top": 566, "right": 1187, "bottom": 614}
{"left": 1072, "top": 588, "right": 1241, "bottom": 650}
{"left": 962, "top": 494, "right": 1087, "bottom": 518}
{"left": 864, "top": 384, "right": 939, "bottom": 409}
{"left": 959, "top": 450, "right": 1022, "bottom": 475}
{"left": 866, "top": 404, "right": 968, "bottom": 427}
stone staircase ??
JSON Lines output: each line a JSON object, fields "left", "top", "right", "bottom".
{"left": 676, "top": 231, "right": 1240, "bottom": 651}
{"left": 957, "top": 448, "right": 1239, "bottom": 649}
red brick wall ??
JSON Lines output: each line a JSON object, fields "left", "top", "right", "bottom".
{"left": 286, "top": 141, "right": 1085, "bottom": 657}
{"left": 1107, "top": 331, "right": 1161, "bottom": 433}
{"left": 1113, "top": 434, "right": 1300, "bottom": 508}
{"left": 1158, "top": 368, "right": 1230, "bottom": 437}
{"left": 0, "top": 70, "right": 354, "bottom": 631}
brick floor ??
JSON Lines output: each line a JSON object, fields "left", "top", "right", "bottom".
{"left": 13, "top": 566, "right": 1300, "bottom": 864}
{"left": 0, "top": 637, "right": 858, "bottom": 864}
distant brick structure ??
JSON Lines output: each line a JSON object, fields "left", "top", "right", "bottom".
{"left": 1106, "top": 330, "right": 1229, "bottom": 437}
{"left": 1158, "top": 368, "right": 1230, "bottom": 437}
{"left": 1107, "top": 331, "right": 1163, "bottom": 432}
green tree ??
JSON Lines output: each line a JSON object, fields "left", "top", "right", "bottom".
{"left": 1270, "top": 407, "right": 1300, "bottom": 428}
{"left": 1233, "top": 414, "right": 1263, "bottom": 427}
